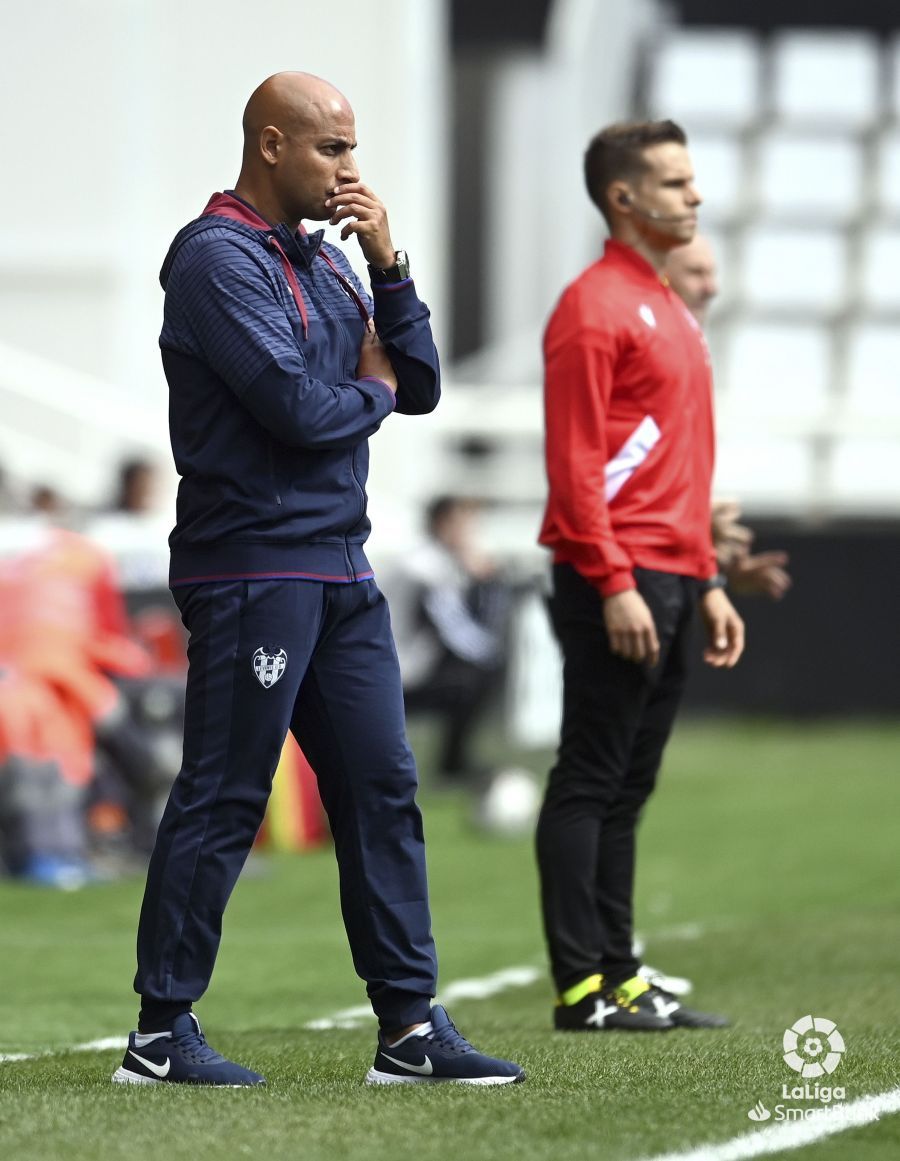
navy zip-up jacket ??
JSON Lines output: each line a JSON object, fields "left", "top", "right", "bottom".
{"left": 159, "top": 191, "right": 440, "bottom": 587}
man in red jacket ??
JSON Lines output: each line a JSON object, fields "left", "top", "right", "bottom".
{"left": 537, "top": 120, "right": 744, "bottom": 1032}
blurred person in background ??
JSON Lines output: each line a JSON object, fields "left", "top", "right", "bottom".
{"left": 112, "top": 71, "right": 523, "bottom": 1090}
{"left": 537, "top": 120, "right": 744, "bottom": 1034}
{"left": 710, "top": 499, "right": 791, "bottom": 600}
{"left": 662, "top": 232, "right": 718, "bottom": 329}
{"left": 112, "top": 457, "right": 163, "bottom": 515}
{"left": 628, "top": 236, "right": 792, "bottom": 996}
{"left": 88, "top": 457, "right": 171, "bottom": 590}
{"left": 0, "top": 526, "right": 165, "bottom": 886}
{"left": 29, "top": 483, "right": 66, "bottom": 517}
{"left": 391, "top": 495, "right": 511, "bottom": 785}
{"left": 665, "top": 236, "right": 791, "bottom": 602}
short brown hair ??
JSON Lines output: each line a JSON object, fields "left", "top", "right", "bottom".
{"left": 584, "top": 120, "right": 687, "bottom": 224}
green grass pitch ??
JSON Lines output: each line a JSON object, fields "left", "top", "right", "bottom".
{"left": 1, "top": 720, "right": 898, "bottom": 1161}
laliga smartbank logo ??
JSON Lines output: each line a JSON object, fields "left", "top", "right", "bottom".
{"left": 783, "top": 1014, "right": 845, "bottom": 1078}
{"left": 747, "top": 1015, "right": 847, "bottom": 1123}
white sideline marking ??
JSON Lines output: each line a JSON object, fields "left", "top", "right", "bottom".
{"left": 0, "top": 966, "right": 543, "bottom": 1057}
{"left": 0, "top": 920, "right": 710, "bottom": 1053}
{"left": 0, "top": 1036, "right": 128, "bottom": 1064}
{"left": 635, "top": 1088, "right": 900, "bottom": 1161}
{"left": 304, "top": 922, "right": 718, "bottom": 1030}
{"left": 304, "top": 920, "right": 713, "bottom": 1029}
{"left": 304, "top": 966, "right": 541, "bottom": 1030}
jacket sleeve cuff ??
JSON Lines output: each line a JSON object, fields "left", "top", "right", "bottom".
{"left": 597, "top": 570, "right": 637, "bottom": 598}
{"left": 358, "top": 376, "right": 397, "bottom": 410}
{"left": 369, "top": 276, "right": 413, "bottom": 292}
{"left": 371, "top": 279, "right": 423, "bottom": 328}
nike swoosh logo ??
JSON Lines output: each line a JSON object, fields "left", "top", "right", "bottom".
{"left": 381, "top": 1051, "right": 433, "bottom": 1076}
{"left": 129, "top": 1049, "right": 171, "bottom": 1077}
{"left": 652, "top": 997, "right": 679, "bottom": 1018}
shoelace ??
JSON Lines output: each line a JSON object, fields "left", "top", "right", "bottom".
{"left": 172, "top": 1023, "right": 224, "bottom": 1065}
{"left": 423, "top": 1016, "right": 474, "bottom": 1057}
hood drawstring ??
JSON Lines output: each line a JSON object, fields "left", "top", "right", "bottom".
{"left": 265, "top": 233, "right": 311, "bottom": 338}
{"left": 201, "top": 191, "right": 371, "bottom": 341}
{"left": 318, "top": 250, "right": 372, "bottom": 328}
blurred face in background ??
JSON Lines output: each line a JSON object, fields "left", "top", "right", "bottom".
{"left": 619, "top": 142, "right": 701, "bottom": 249}
{"left": 666, "top": 234, "right": 719, "bottom": 326}
{"left": 433, "top": 501, "right": 478, "bottom": 556}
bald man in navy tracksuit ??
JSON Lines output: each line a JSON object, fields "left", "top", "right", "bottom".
{"left": 112, "top": 72, "right": 523, "bottom": 1089}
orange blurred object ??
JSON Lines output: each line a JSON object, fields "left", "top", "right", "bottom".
{"left": 132, "top": 607, "right": 188, "bottom": 674}
{"left": 257, "top": 734, "right": 328, "bottom": 851}
{"left": 0, "top": 527, "right": 153, "bottom": 785}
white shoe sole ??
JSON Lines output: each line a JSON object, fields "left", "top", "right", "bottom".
{"left": 111, "top": 1065, "right": 258, "bottom": 1088}
{"left": 112, "top": 1066, "right": 160, "bottom": 1085}
{"left": 365, "top": 1068, "right": 521, "bottom": 1086}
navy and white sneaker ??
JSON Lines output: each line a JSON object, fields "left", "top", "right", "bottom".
{"left": 365, "top": 1005, "right": 525, "bottom": 1086}
{"left": 111, "top": 1013, "right": 265, "bottom": 1086}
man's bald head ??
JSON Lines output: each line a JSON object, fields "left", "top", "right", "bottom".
{"left": 666, "top": 234, "right": 719, "bottom": 326}
{"left": 242, "top": 72, "right": 352, "bottom": 153}
{"left": 234, "top": 71, "right": 359, "bottom": 227}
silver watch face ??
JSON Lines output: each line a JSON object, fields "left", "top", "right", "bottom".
{"left": 370, "top": 252, "right": 410, "bottom": 281}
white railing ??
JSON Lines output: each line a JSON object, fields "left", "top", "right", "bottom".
{"left": 0, "top": 339, "right": 170, "bottom": 504}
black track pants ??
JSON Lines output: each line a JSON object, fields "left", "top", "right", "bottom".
{"left": 537, "top": 564, "right": 699, "bottom": 994}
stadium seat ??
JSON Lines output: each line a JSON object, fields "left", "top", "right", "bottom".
{"left": 843, "top": 325, "right": 900, "bottom": 423}
{"left": 740, "top": 227, "right": 848, "bottom": 314}
{"left": 875, "top": 131, "right": 900, "bottom": 220}
{"left": 828, "top": 437, "right": 900, "bottom": 510}
{"left": 688, "top": 135, "right": 746, "bottom": 225}
{"left": 859, "top": 226, "right": 900, "bottom": 312}
{"left": 714, "top": 436, "right": 814, "bottom": 509}
{"left": 648, "top": 30, "right": 761, "bottom": 131}
{"left": 719, "top": 322, "right": 832, "bottom": 425}
{"left": 770, "top": 31, "right": 881, "bottom": 130}
{"left": 756, "top": 131, "right": 862, "bottom": 225}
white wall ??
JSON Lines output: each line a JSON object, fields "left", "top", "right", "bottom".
{"left": 0, "top": 0, "right": 449, "bottom": 499}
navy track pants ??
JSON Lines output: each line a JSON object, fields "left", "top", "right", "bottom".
{"left": 134, "top": 579, "right": 437, "bottom": 1029}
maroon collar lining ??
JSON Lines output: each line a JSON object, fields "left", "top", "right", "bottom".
{"left": 201, "top": 191, "right": 370, "bottom": 338}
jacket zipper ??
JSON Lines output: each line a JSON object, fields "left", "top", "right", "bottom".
{"left": 298, "top": 251, "right": 364, "bottom": 581}
{"left": 307, "top": 260, "right": 351, "bottom": 372}
{"left": 266, "top": 438, "right": 282, "bottom": 505}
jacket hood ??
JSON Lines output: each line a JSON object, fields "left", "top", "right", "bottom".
{"left": 159, "top": 192, "right": 324, "bottom": 290}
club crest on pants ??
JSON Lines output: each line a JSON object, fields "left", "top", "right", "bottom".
{"left": 252, "top": 646, "right": 287, "bottom": 688}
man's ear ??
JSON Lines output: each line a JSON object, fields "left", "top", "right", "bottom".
{"left": 609, "top": 181, "right": 632, "bottom": 211}
{"left": 259, "top": 125, "right": 282, "bottom": 167}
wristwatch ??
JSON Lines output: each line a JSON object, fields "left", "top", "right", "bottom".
{"left": 368, "top": 250, "right": 410, "bottom": 284}
{"left": 698, "top": 573, "right": 728, "bottom": 594}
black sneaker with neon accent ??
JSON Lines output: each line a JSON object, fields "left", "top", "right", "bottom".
{"left": 111, "top": 1012, "right": 265, "bottom": 1086}
{"left": 644, "top": 984, "right": 730, "bottom": 1029}
{"left": 366, "top": 1005, "right": 525, "bottom": 1085}
{"left": 554, "top": 975, "right": 673, "bottom": 1031}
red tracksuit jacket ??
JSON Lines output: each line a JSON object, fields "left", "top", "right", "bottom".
{"left": 539, "top": 239, "right": 718, "bottom": 598}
